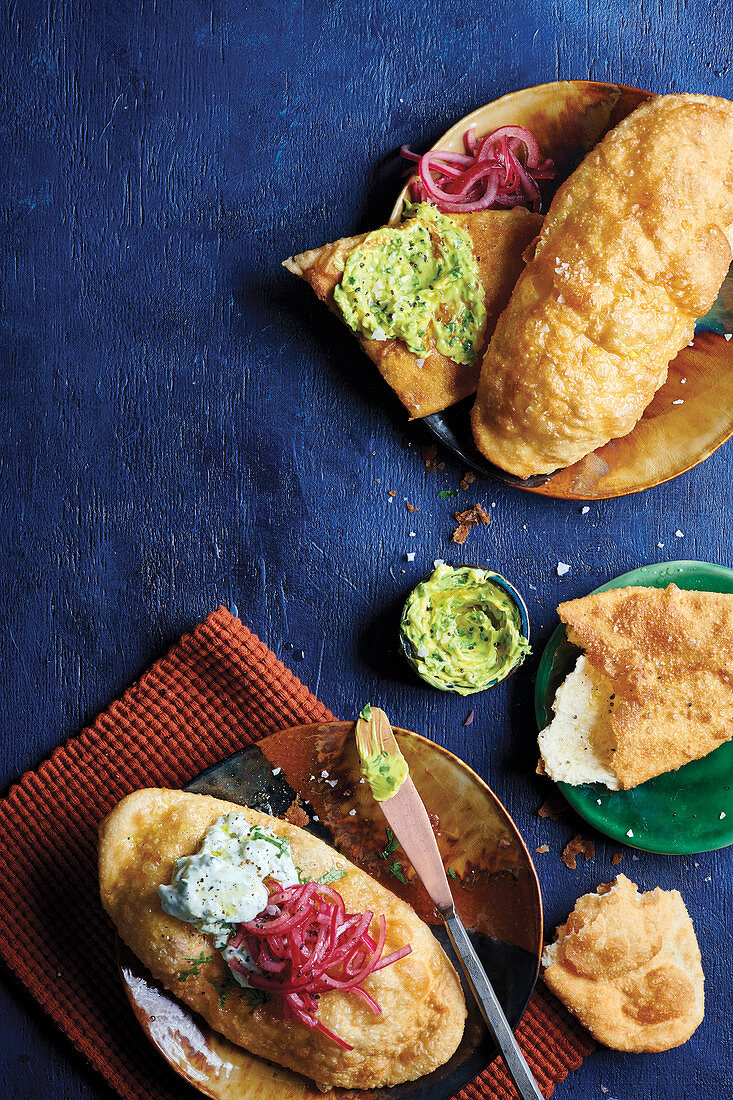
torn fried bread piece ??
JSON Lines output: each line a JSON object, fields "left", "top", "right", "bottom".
{"left": 538, "top": 584, "right": 733, "bottom": 789}
{"left": 284, "top": 204, "right": 542, "bottom": 418}
{"left": 542, "top": 875, "right": 704, "bottom": 1052}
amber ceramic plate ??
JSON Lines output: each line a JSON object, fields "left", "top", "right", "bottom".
{"left": 119, "top": 721, "right": 543, "bottom": 1100}
{"left": 391, "top": 81, "right": 733, "bottom": 500}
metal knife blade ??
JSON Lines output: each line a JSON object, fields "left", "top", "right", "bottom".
{"left": 365, "top": 712, "right": 544, "bottom": 1100}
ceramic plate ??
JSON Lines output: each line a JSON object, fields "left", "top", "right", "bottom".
{"left": 119, "top": 721, "right": 543, "bottom": 1099}
{"left": 534, "top": 560, "right": 733, "bottom": 854}
{"left": 391, "top": 81, "right": 733, "bottom": 500}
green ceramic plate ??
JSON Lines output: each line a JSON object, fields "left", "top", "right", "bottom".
{"left": 535, "top": 560, "right": 733, "bottom": 855}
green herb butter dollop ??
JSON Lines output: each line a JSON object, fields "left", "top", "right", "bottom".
{"left": 400, "top": 563, "right": 531, "bottom": 695}
{"left": 333, "top": 203, "right": 486, "bottom": 365}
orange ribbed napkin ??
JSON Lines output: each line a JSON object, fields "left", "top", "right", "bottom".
{"left": 0, "top": 607, "right": 593, "bottom": 1099}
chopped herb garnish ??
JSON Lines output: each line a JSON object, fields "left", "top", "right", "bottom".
{"left": 240, "top": 986, "right": 270, "bottom": 1010}
{"left": 317, "top": 867, "right": 348, "bottom": 885}
{"left": 249, "top": 825, "right": 289, "bottom": 855}
{"left": 438, "top": 489, "right": 458, "bottom": 499}
{"left": 180, "top": 952, "right": 214, "bottom": 981}
{"left": 379, "top": 827, "right": 400, "bottom": 860}
{"left": 359, "top": 703, "right": 373, "bottom": 721}
{"left": 447, "top": 866, "right": 458, "bottom": 879}
{"left": 388, "top": 860, "right": 407, "bottom": 883}
{"left": 207, "top": 969, "right": 238, "bottom": 1008}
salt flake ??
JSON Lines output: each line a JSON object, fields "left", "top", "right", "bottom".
{"left": 556, "top": 562, "right": 571, "bottom": 576}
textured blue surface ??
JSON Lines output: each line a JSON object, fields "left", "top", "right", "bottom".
{"left": 2, "top": 1, "right": 732, "bottom": 1097}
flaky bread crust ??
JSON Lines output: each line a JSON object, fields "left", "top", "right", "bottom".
{"left": 472, "top": 93, "right": 733, "bottom": 477}
{"left": 543, "top": 875, "right": 704, "bottom": 1052}
{"left": 284, "top": 208, "right": 542, "bottom": 417}
{"left": 98, "top": 789, "right": 466, "bottom": 1089}
{"left": 558, "top": 584, "right": 733, "bottom": 788}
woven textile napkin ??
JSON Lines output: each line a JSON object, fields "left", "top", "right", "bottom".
{"left": 0, "top": 607, "right": 594, "bottom": 1099}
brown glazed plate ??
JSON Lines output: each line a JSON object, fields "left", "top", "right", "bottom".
{"left": 118, "top": 721, "right": 543, "bottom": 1099}
{"left": 391, "top": 81, "right": 733, "bottom": 500}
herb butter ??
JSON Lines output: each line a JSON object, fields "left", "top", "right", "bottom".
{"left": 400, "top": 563, "right": 530, "bottom": 695}
{"left": 333, "top": 203, "right": 486, "bottom": 365}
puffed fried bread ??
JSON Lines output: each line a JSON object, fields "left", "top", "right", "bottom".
{"left": 542, "top": 875, "right": 704, "bottom": 1052}
{"left": 98, "top": 788, "right": 466, "bottom": 1090}
{"left": 471, "top": 93, "right": 733, "bottom": 477}
{"left": 284, "top": 207, "right": 542, "bottom": 417}
{"left": 538, "top": 584, "right": 733, "bottom": 789}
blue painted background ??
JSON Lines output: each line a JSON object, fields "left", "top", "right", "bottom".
{"left": 2, "top": 1, "right": 732, "bottom": 1097}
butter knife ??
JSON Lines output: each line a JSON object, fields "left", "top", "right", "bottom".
{"left": 356, "top": 707, "right": 544, "bottom": 1100}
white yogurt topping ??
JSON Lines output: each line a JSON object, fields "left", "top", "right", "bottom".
{"left": 158, "top": 813, "right": 299, "bottom": 949}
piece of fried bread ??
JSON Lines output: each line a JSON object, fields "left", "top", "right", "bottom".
{"left": 98, "top": 788, "right": 466, "bottom": 1090}
{"left": 538, "top": 584, "right": 733, "bottom": 789}
{"left": 471, "top": 93, "right": 733, "bottom": 477}
{"left": 542, "top": 875, "right": 704, "bottom": 1052}
{"left": 284, "top": 207, "right": 542, "bottom": 418}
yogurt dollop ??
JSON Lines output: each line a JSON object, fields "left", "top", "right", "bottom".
{"left": 158, "top": 813, "right": 299, "bottom": 948}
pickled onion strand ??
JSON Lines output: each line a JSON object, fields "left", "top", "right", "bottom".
{"left": 230, "top": 883, "right": 411, "bottom": 1049}
{"left": 400, "top": 123, "right": 554, "bottom": 214}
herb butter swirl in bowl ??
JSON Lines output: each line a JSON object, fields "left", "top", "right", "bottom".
{"left": 400, "top": 563, "right": 530, "bottom": 695}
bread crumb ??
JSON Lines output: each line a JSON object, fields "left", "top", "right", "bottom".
{"left": 421, "top": 444, "right": 438, "bottom": 473}
{"left": 405, "top": 501, "right": 418, "bottom": 513}
{"left": 460, "top": 470, "right": 476, "bottom": 490}
{"left": 536, "top": 844, "right": 550, "bottom": 853}
{"left": 611, "top": 852, "right": 623, "bottom": 866}
{"left": 284, "top": 795, "right": 309, "bottom": 828}
{"left": 452, "top": 503, "right": 490, "bottom": 544}
{"left": 538, "top": 794, "right": 566, "bottom": 820}
{"left": 562, "top": 835, "right": 595, "bottom": 869}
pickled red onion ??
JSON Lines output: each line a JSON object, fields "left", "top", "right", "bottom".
{"left": 401, "top": 124, "right": 555, "bottom": 214}
{"left": 227, "top": 882, "right": 411, "bottom": 1050}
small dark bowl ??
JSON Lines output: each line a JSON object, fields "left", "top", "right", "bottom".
{"left": 400, "top": 566, "right": 531, "bottom": 694}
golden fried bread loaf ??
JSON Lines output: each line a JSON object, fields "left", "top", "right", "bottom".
{"left": 99, "top": 789, "right": 466, "bottom": 1090}
{"left": 472, "top": 93, "right": 733, "bottom": 477}
{"left": 553, "top": 584, "right": 733, "bottom": 789}
{"left": 284, "top": 207, "right": 541, "bottom": 417}
{"left": 542, "top": 876, "right": 704, "bottom": 1052}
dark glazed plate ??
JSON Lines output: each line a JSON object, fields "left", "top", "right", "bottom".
{"left": 392, "top": 81, "right": 733, "bottom": 500}
{"left": 535, "top": 560, "right": 733, "bottom": 854}
{"left": 118, "top": 721, "right": 543, "bottom": 1099}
